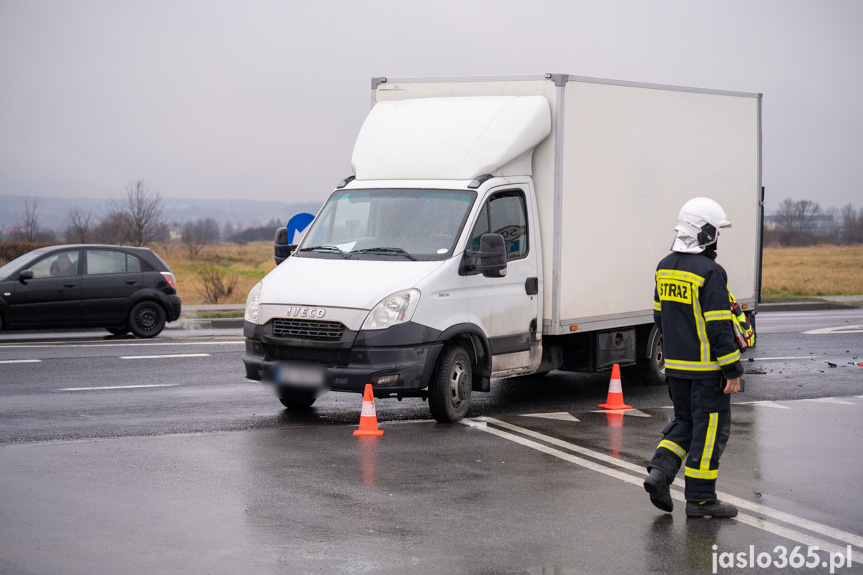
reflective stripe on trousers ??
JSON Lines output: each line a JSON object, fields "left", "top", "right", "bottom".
{"left": 648, "top": 376, "right": 731, "bottom": 502}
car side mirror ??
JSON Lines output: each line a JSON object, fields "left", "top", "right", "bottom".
{"left": 273, "top": 227, "right": 295, "bottom": 265}
{"left": 18, "top": 270, "right": 34, "bottom": 282}
{"left": 466, "top": 233, "right": 508, "bottom": 278}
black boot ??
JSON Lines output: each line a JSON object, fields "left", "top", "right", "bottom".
{"left": 644, "top": 468, "right": 673, "bottom": 512}
{"left": 685, "top": 500, "right": 738, "bottom": 518}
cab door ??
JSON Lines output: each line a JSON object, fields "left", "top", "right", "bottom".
{"left": 10, "top": 250, "right": 82, "bottom": 325}
{"left": 463, "top": 188, "right": 539, "bottom": 371}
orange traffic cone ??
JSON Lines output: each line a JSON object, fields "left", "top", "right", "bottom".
{"left": 353, "top": 384, "right": 384, "bottom": 436}
{"left": 598, "top": 364, "right": 632, "bottom": 410}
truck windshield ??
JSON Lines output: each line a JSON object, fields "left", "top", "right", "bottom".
{"left": 297, "top": 189, "right": 476, "bottom": 261}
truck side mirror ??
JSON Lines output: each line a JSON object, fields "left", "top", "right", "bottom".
{"left": 273, "top": 227, "right": 295, "bottom": 265}
{"left": 466, "top": 233, "right": 508, "bottom": 278}
{"left": 18, "top": 270, "right": 34, "bottom": 282}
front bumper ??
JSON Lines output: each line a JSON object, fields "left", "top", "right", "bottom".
{"left": 243, "top": 321, "right": 444, "bottom": 396}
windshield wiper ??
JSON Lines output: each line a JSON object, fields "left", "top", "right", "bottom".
{"left": 298, "top": 245, "right": 350, "bottom": 259}
{"left": 350, "top": 247, "right": 417, "bottom": 261}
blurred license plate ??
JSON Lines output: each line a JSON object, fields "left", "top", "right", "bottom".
{"left": 273, "top": 363, "right": 327, "bottom": 390}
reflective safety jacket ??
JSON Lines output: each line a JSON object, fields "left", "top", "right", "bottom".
{"left": 653, "top": 250, "right": 745, "bottom": 380}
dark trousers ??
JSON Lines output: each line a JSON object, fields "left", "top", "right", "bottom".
{"left": 648, "top": 376, "right": 731, "bottom": 502}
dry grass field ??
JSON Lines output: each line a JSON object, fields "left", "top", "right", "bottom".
{"left": 164, "top": 242, "right": 863, "bottom": 305}
{"left": 159, "top": 241, "right": 275, "bottom": 305}
{"left": 5, "top": 241, "right": 860, "bottom": 305}
{"left": 761, "top": 244, "right": 863, "bottom": 301}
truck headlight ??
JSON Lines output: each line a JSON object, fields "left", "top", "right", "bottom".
{"left": 245, "top": 281, "right": 263, "bottom": 324}
{"left": 362, "top": 289, "right": 420, "bottom": 330}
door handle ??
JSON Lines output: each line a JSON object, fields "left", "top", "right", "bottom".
{"left": 525, "top": 277, "right": 539, "bottom": 295}
{"left": 63, "top": 283, "right": 77, "bottom": 288}
{"left": 125, "top": 281, "right": 138, "bottom": 285}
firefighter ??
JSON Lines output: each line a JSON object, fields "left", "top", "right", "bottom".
{"left": 643, "top": 197, "right": 744, "bottom": 518}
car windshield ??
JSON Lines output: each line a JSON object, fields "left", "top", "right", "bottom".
{"left": 296, "top": 189, "right": 476, "bottom": 261}
{"left": 0, "top": 250, "right": 46, "bottom": 280}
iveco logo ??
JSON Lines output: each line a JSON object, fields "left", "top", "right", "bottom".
{"left": 286, "top": 306, "right": 326, "bottom": 319}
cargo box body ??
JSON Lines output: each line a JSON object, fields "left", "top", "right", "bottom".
{"left": 372, "top": 75, "right": 762, "bottom": 335}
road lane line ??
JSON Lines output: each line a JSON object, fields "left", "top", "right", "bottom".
{"left": 748, "top": 356, "right": 815, "bottom": 360}
{"left": 0, "top": 359, "right": 41, "bottom": 364}
{"left": 57, "top": 384, "right": 179, "bottom": 391}
{"left": 804, "top": 397, "right": 857, "bottom": 405}
{"left": 0, "top": 341, "right": 243, "bottom": 349}
{"left": 804, "top": 325, "right": 863, "bottom": 335}
{"left": 478, "top": 417, "right": 863, "bottom": 553}
{"left": 119, "top": 353, "right": 210, "bottom": 359}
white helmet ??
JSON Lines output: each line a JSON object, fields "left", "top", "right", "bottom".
{"left": 674, "top": 197, "right": 731, "bottom": 248}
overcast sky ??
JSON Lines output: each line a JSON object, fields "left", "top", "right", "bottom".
{"left": 1, "top": 0, "right": 861, "bottom": 213}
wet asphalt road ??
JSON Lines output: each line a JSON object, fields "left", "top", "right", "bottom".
{"left": 1, "top": 309, "right": 862, "bottom": 574}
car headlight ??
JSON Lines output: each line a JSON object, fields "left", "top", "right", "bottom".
{"left": 361, "top": 289, "right": 420, "bottom": 330}
{"left": 245, "top": 281, "right": 263, "bottom": 324}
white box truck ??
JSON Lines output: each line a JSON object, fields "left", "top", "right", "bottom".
{"left": 248, "top": 74, "right": 763, "bottom": 422}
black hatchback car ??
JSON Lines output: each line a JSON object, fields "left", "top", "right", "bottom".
{"left": 0, "top": 245, "right": 181, "bottom": 338}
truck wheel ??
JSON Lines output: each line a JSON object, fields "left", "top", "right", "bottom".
{"left": 428, "top": 344, "right": 472, "bottom": 423}
{"left": 128, "top": 301, "right": 166, "bottom": 338}
{"left": 278, "top": 390, "right": 316, "bottom": 410}
{"left": 637, "top": 325, "right": 666, "bottom": 385}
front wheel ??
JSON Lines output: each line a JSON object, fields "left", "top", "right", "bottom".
{"left": 428, "top": 344, "right": 472, "bottom": 423}
{"left": 128, "top": 301, "right": 166, "bottom": 338}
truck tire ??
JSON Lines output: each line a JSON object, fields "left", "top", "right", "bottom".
{"left": 637, "top": 325, "right": 666, "bottom": 386}
{"left": 428, "top": 344, "right": 472, "bottom": 423}
{"left": 278, "top": 390, "right": 317, "bottom": 410}
{"left": 128, "top": 301, "right": 166, "bottom": 338}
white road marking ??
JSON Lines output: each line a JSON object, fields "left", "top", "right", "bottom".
{"left": 0, "top": 341, "right": 243, "bottom": 349}
{"left": 589, "top": 408, "right": 652, "bottom": 417}
{"left": 804, "top": 325, "right": 863, "bottom": 335}
{"left": 474, "top": 417, "right": 863, "bottom": 558}
{"left": 804, "top": 397, "right": 857, "bottom": 405}
{"left": 0, "top": 359, "right": 41, "bottom": 364}
{"left": 748, "top": 356, "right": 816, "bottom": 361}
{"left": 736, "top": 401, "right": 791, "bottom": 409}
{"left": 119, "top": 353, "right": 210, "bottom": 360}
{"left": 520, "top": 412, "right": 580, "bottom": 422}
{"left": 57, "top": 384, "right": 179, "bottom": 392}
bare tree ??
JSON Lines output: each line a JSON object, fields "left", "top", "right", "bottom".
{"left": 774, "top": 198, "right": 821, "bottom": 235}
{"left": 93, "top": 211, "right": 132, "bottom": 245}
{"left": 842, "top": 203, "right": 863, "bottom": 244}
{"left": 181, "top": 218, "right": 220, "bottom": 259}
{"left": 193, "top": 263, "right": 238, "bottom": 304}
{"left": 64, "top": 205, "right": 93, "bottom": 243}
{"left": 109, "top": 179, "right": 169, "bottom": 246}
{"left": 221, "top": 221, "right": 235, "bottom": 240}
{"left": 14, "top": 195, "right": 41, "bottom": 242}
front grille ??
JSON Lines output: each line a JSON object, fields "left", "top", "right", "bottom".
{"left": 263, "top": 344, "right": 350, "bottom": 367}
{"left": 271, "top": 318, "right": 346, "bottom": 341}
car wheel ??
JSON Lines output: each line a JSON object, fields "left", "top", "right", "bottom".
{"left": 106, "top": 327, "right": 130, "bottom": 336}
{"left": 128, "top": 301, "right": 166, "bottom": 338}
{"left": 636, "top": 325, "right": 666, "bottom": 385}
{"left": 428, "top": 344, "right": 472, "bottom": 423}
{"left": 278, "top": 390, "right": 317, "bottom": 409}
